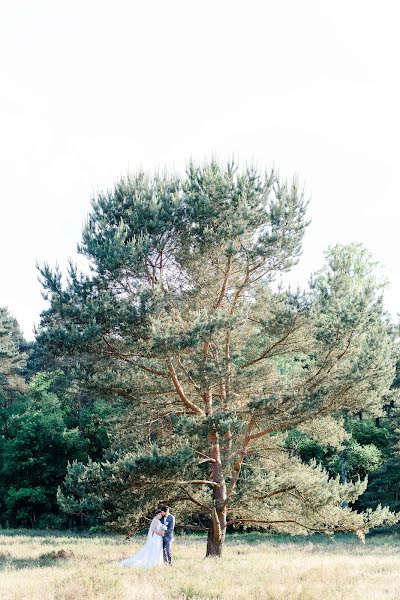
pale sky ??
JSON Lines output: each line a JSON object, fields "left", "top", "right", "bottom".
{"left": 1, "top": 1, "right": 400, "bottom": 339}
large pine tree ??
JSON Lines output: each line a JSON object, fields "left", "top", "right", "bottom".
{"left": 38, "top": 162, "right": 397, "bottom": 555}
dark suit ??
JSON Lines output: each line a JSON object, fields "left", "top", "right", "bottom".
{"left": 161, "top": 514, "right": 175, "bottom": 564}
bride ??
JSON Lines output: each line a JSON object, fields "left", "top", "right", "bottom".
{"left": 119, "top": 509, "right": 165, "bottom": 568}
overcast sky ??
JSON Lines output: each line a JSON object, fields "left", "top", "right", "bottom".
{"left": 1, "top": 1, "right": 399, "bottom": 339}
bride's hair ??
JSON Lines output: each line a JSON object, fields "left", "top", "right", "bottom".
{"left": 154, "top": 509, "right": 163, "bottom": 516}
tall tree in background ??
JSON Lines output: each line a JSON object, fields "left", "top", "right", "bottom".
{"left": 0, "top": 307, "right": 28, "bottom": 436}
{"left": 38, "top": 162, "right": 397, "bottom": 555}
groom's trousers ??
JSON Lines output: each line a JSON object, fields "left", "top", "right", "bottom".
{"left": 163, "top": 538, "right": 173, "bottom": 565}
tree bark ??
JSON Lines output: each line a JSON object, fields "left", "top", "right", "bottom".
{"left": 206, "top": 525, "right": 224, "bottom": 557}
{"left": 206, "top": 506, "right": 226, "bottom": 557}
{"left": 340, "top": 450, "right": 348, "bottom": 509}
{"left": 205, "top": 396, "right": 227, "bottom": 557}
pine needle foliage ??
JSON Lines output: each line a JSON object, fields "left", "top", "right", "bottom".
{"left": 37, "top": 161, "right": 398, "bottom": 555}
{"left": 0, "top": 307, "right": 28, "bottom": 435}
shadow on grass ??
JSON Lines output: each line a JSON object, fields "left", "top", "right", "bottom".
{"left": 1, "top": 527, "right": 400, "bottom": 552}
{"left": 178, "top": 531, "right": 352, "bottom": 546}
{"left": 0, "top": 528, "right": 107, "bottom": 539}
{"left": 0, "top": 528, "right": 123, "bottom": 548}
{"left": 221, "top": 530, "right": 400, "bottom": 552}
{"left": 0, "top": 555, "right": 70, "bottom": 571}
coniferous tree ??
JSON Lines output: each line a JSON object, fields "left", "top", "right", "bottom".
{"left": 38, "top": 162, "right": 397, "bottom": 555}
{"left": 0, "top": 307, "right": 28, "bottom": 436}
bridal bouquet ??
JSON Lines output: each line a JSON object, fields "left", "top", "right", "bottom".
{"left": 160, "top": 524, "right": 168, "bottom": 532}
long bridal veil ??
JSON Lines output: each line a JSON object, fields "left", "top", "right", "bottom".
{"left": 119, "top": 517, "right": 164, "bottom": 568}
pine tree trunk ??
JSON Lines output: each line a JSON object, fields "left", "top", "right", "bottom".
{"left": 206, "top": 508, "right": 226, "bottom": 557}
{"left": 204, "top": 396, "right": 227, "bottom": 557}
{"left": 340, "top": 450, "right": 349, "bottom": 509}
{"left": 206, "top": 526, "right": 224, "bottom": 557}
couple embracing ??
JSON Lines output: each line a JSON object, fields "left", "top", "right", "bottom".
{"left": 120, "top": 505, "right": 175, "bottom": 568}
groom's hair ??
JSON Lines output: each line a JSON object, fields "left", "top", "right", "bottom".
{"left": 159, "top": 505, "right": 169, "bottom": 512}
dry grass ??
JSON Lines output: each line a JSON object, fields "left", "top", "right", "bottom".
{"left": 1, "top": 530, "right": 400, "bottom": 600}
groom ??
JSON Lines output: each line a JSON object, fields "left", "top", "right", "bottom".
{"left": 160, "top": 505, "right": 175, "bottom": 565}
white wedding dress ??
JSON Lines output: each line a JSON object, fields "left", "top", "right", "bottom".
{"left": 119, "top": 517, "right": 164, "bottom": 568}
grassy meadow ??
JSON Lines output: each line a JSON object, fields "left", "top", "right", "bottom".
{"left": 1, "top": 530, "right": 400, "bottom": 600}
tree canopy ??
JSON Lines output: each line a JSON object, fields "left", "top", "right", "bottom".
{"left": 37, "top": 161, "right": 398, "bottom": 555}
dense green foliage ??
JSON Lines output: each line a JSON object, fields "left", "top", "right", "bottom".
{"left": 34, "top": 161, "right": 398, "bottom": 555}
{"left": 0, "top": 337, "right": 111, "bottom": 528}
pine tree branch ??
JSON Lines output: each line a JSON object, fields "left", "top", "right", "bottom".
{"left": 254, "top": 486, "right": 296, "bottom": 500}
{"left": 168, "top": 362, "right": 205, "bottom": 416}
{"left": 250, "top": 426, "right": 274, "bottom": 441}
{"left": 224, "top": 518, "right": 326, "bottom": 531}
{"left": 193, "top": 450, "right": 217, "bottom": 463}
{"left": 224, "top": 330, "right": 232, "bottom": 405}
{"left": 163, "top": 479, "right": 219, "bottom": 487}
{"left": 213, "top": 255, "right": 232, "bottom": 309}
{"left": 247, "top": 382, "right": 354, "bottom": 439}
{"left": 241, "top": 324, "right": 300, "bottom": 369}
{"left": 203, "top": 390, "right": 213, "bottom": 415}
{"left": 177, "top": 356, "right": 202, "bottom": 392}
{"left": 179, "top": 486, "right": 213, "bottom": 512}
{"left": 304, "top": 330, "right": 355, "bottom": 390}
{"left": 133, "top": 362, "right": 167, "bottom": 377}
{"left": 314, "top": 384, "right": 354, "bottom": 417}
{"left": 225, "top": 517, "right": 360, "bottom": 534}
{"left": 228, "top": 249, "right": 250, "bottom": 316}
{"left": 101, "top": 336, "right": 167, "bottom": 377}
{"left": 226, "top": 415, "right": 256, "bottom": 499}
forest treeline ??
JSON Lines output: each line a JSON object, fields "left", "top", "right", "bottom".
{"left": 1, "top": 162, "right": 399, "bottom": 554}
